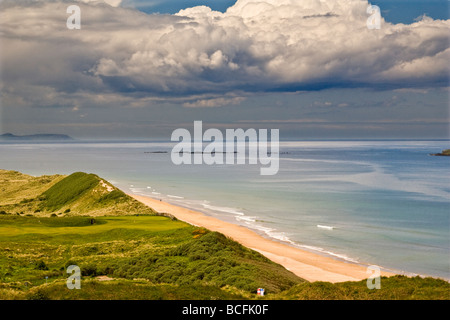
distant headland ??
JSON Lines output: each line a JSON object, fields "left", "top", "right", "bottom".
{"left": 0, "top": 133, "right": 73, "bottom": 141}
{"left": 430, "top": 149, "right": 450, "bottom": 156}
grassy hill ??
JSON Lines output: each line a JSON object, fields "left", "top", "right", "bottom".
{"left": 0, "top": 169, "right": 448, "bottom": 300}
{"left": 0, "top": 170, "right": 155, "bottom": 216}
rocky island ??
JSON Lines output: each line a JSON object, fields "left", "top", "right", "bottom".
{"left": 430, "top": 149, "right": 450, "bottom": 156}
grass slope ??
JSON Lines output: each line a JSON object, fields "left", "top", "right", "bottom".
{"left": 0, "top": 170, "right": 64, "bottom": 207}
{"left": 0, "top": 171, "right": 155, "bottom": 216}
{"left": 273, "top": 276, "right": 450, "bottom": 300}
{"left": 0, "top": 215, "right": 302, "bottom": 299}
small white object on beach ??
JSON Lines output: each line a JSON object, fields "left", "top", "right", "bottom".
{"left": 317, "top": 225, "right": 334, "bottom": 230}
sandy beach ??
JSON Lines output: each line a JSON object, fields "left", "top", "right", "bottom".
{"left": 130, "top": 194, "right": 394, "bottom": 283}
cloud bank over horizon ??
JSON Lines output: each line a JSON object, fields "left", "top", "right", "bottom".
{"left": 0, "top": 0, "right": 449, "bottom": 111}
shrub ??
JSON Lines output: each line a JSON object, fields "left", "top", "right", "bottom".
{"left": 82, "top": 264, "right": 98, "bottom": 277}
{"left": 27, "top": 289, "right": 50, "bottom": 300}
{"left": 64, "top": 260, "right": 78, "bottom": 269}
{"left": 35, "top": 260, "right": 48, "bottom": 270}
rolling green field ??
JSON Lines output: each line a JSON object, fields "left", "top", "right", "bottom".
{"left": 0, "top": 215, "right": 302, "bottom": 299}
{"left": 0, "top": 169, "right": 449, "bottom": 300}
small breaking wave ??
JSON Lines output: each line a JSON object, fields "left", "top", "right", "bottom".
{"left": 297, "top": 244, "right": 359, "bottom": 264}
{"left": 167, "top": 194, "right": 184, "bottom": 199}
{"left": 201, "top": 203, "right": 244, "bottom": 215}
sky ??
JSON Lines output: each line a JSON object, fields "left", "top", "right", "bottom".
{"left": 0, "top": 0, "right": 449, "bottom": 140}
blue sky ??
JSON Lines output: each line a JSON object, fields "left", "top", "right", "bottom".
{"left": 0, "top": 0, "right": 449, "bottom": 139}
{"left": 131, "top": 0, "right": 449, "bottom": 23}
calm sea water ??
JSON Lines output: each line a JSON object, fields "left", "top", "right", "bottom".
{"left": 0, "top": 140, "right": 449, "bottom": 279}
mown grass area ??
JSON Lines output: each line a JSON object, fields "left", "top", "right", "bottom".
{"left": 0, "top": 215, "right": 303, "bottom": 299}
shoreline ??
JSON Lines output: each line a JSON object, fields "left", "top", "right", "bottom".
{"left": 130, "top": 194, "right": 395, "bottom": 283}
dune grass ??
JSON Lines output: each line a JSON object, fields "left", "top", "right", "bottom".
{"left": 0, "top": 171, "right": 155, "bottom": 216}
{"left": 273, "top": 276, "right": 450, "bottom": 300}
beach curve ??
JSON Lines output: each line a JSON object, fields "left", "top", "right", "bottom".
{"left": 130, "top": 194, "right": 394, "bottom": 283}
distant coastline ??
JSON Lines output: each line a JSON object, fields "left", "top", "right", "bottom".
{"left": 0, "top": 133, "right": 73, "bottom": 141}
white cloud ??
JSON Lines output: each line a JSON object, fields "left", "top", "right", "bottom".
{"left": 0, "top": 0, "right": 449, "bottom": 110}
{"left": 183, "top": 96, "right": 246, "bottom": 108}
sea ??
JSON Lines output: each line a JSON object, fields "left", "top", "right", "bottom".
{"left": 0, "top": 140, "right": 448, "bottom": 280}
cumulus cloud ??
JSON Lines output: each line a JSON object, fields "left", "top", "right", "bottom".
{"left": 0, "top": 0, "right": 449, "bottom": 110}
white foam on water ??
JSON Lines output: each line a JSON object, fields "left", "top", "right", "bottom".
{"left": 167, "top": 194, "right": 184, "bottom": 199}
{"left": 235, "top": 215, "right": 256, "bottom": 223}
{"left": 129, "top": 187, "right": 142, "bottom": 194}
{"left": 170, "top": 196, "right": 361, "bottom": 266}
{"left": 297, "top": 244, "right": 359, "bottom": 263}
{"left": 317, "top": 225, "right": 334, "bottom": 230}
{"left": 201, "top": 203, "right": 244, "bottom": 215}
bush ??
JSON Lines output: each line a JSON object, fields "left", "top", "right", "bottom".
{"left": 35, "top": 260, "right": 48, "bottom": 270}
{"left": 64, "top": 260, "right": 78, "bottom": 269}
{"left": 27, "top": 289, "right": 50, "bottom": 300}
{"left": 82, "top": 264, "right": 98, "bottom": 277}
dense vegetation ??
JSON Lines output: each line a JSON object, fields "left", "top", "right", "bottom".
{"left": 275, "top": 276, "right": 450, "bottom": 300}
{"left": 0, "top": 215, "right": 302, "bottom": 299}
{"left": 0, "top": 169, "right": 449, "bottom": 300}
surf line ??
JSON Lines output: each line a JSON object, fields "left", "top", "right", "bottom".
{"left": 317, "top": 225, "right": 334, "bottom": 230}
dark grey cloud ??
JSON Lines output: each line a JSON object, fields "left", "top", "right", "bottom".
{"left": 0, "top": 0, "right": 449, "bottom": 112}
